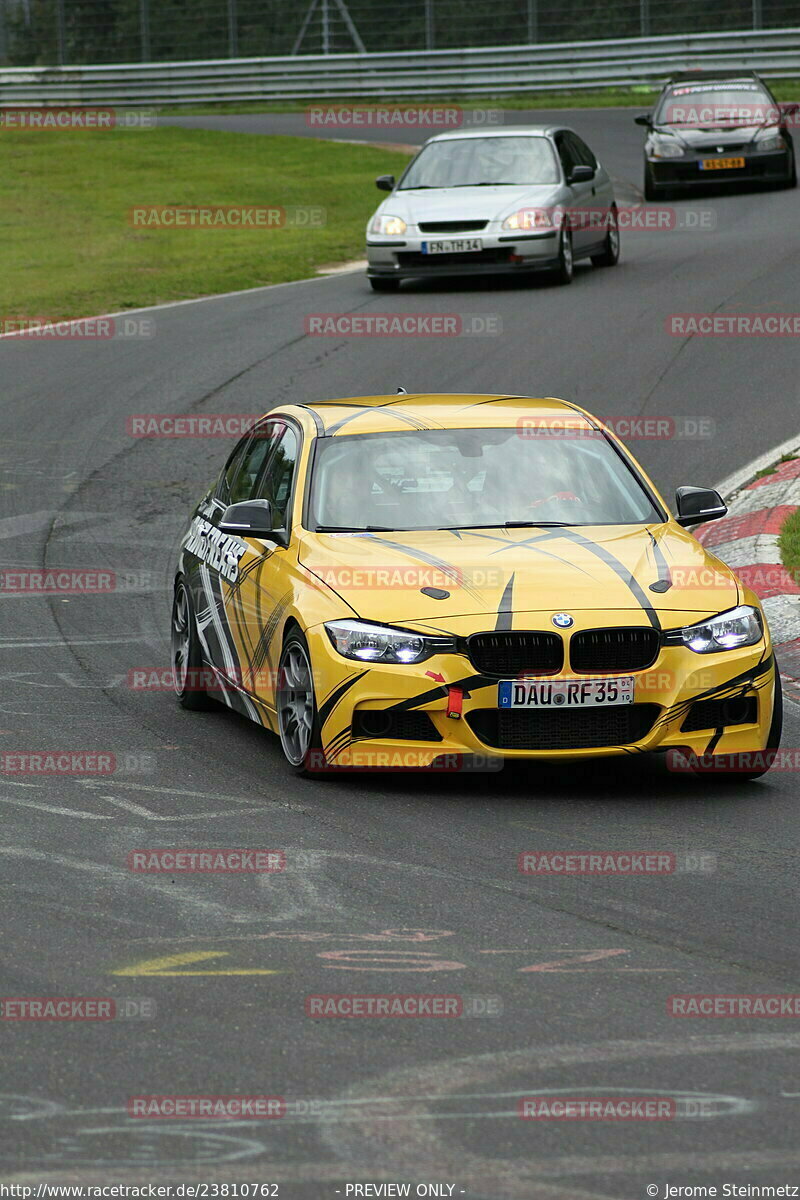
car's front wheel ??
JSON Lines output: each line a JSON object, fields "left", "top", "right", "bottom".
{"left": 171, "top": 577, "right": 215, "bottom": 710}
{"left": 551, "top": 227, "right": 574, "bottom": 285}
{"left": 591, "top": 206, "right": 620, "bottom": 267}
{"left": 277, "top": 630, "right": 325, "bottom": 774}
{"left": 369, "top": 277, "right": 400, "bottom": 292}
{"left": 690, "top": 669, "right": 783, "bottom": 782}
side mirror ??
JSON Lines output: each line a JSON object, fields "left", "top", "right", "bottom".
{"left": 219, "top": 499, "right": 284, "bottom": 542}
{"left": 634, "top": 114, "right": 652, "bottom": 127}
{"left": 375, "top": 175, "right": 395, "bottom": 191}
{"left": 568, "top": 164, "right": 595, "bottom": 184}
{"left": 675, "top": 486, "right": 727, "bottom": 527}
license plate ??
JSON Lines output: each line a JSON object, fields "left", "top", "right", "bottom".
{"left": 421, "top": 238, "right": 483, "bottom": 254}
{"left": 699, "top": 157, "right": 745, "bottom": 170}
{"left": 498, "top": 677, "right": 635, "bottom": 708}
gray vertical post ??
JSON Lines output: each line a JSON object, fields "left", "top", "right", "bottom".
{"left": 228, "top": 0, "right": 238, "bottom": 57}
{"left": 526, "top": 0, "right": 537, "bottom": 44}
{"left": 425, "top": 0, "right": 434, "bottom": 49}
{"left": 56, "top": 0, "right": 66, "bottom": 64}
{"left": 139, "top": 0, "right": 151, "bottom": 61}
{"left": 0, "top": 0, "right": 7, "bottom": 63}
{"left": 321, "top": 0, "right": 330, "bottom": 52}
{"left": 752, "top": 0, "right": 763, "bottom": 27}
{"left": 640, "top": 0, "right": 650, "bottom": 37}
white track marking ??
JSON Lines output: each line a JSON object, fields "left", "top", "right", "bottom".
{"left": 0, "top": 794, "right": 113, "bottom": 819}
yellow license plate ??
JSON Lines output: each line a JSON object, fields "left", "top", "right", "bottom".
{"left": 699, "top": 157, "right": 746, "bottom": 170}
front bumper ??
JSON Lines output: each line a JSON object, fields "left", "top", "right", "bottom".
{"left": 306, "top": 621, "right": 777, "bottom": 771}
{"left": 366, "top": 229, "right": 560, "bottom": 279}
{"left": 647, "top": 149, "right": 792, "bottom": 188}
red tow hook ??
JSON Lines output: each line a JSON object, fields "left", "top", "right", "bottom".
{"left": 446, "top": 686, "right": 464, "bottom": 720}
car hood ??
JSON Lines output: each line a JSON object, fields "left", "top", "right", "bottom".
{"left": 654, "top": 122, "right": 778, "bottom": 148}
{"left": 391, "top": 184, "right": 562, "bottom": 223}
{"left": 298, "top": 524, "right": 740, "bottom": 626}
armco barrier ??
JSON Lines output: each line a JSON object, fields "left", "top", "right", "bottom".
{"left": 1, "top": 27, "right": 800, "bottom": 106}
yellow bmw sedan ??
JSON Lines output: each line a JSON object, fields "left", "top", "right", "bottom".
{"left": 171, "top": 394, "right": 781, "bottom": 780}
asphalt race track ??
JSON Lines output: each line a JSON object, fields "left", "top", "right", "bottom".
{"left": 2, "top": 107, "right": 800, "bottom": 1198}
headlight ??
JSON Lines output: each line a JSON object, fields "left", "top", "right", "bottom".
{"left": 369, "top": 213, "right": 407, "bottom": 236}
{"left": 680, "top": 605, "right": 763, "bottom": 654}
{"left": 649, "top": 140, "right": 684, "bottom": 159}
{"left": 756, "top": 134, "right": 786, "bottom": 153}
{"left": 502, "top": 208, "right": 554, "bottom": 231}
{"left": 325, "top": 620, "right": 452, "bottom": 664}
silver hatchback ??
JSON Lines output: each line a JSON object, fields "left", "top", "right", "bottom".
{"left": 366, "top": 126, "right": 619, "bottom": 291}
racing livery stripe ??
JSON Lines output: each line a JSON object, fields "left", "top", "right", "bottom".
{"left": 539, "top": 528, "right": 662, "bottom": 631}
{"left": 648, "top": 531, "right": 673, "bottom": 593}
{"left": 495, "top": 573, "right": 515, "bottom": 632}
{"left": 363, "top": 536, "right": 487, "bottom": 605}
{"left": 317, "top": 671, "right": 369, "bottom": 728}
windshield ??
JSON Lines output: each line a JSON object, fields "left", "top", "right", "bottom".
{"left": 308, "top": 427, "right": 662, "bottom": 531}
{"left": 656, "top": 82, "right": 777, "bottom": 128}
{"left": 398, "top": 136, "right": 560, "bottom": 190}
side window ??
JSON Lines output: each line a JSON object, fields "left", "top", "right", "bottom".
{"left": 229, "top": 423, "right": 282, "bottom": 505}
{"left": 570, "top": 132, "right": 597, "bottom": 171}
{"left": 217, "top": 435, "right": 251, "bottom": 504}
{"left": 555, "top": 133, "right": 577, "bottom": 179}
{"left": 255, "top": 426, "right": 299, "bottom": 528}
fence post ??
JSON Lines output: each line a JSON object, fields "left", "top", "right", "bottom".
{"left": 56, "top": 0, "right": 66, "bottom": 64}
{"left": 228, "top": 0, "right": 238, "bottom": 57}
{"left": 752, "top": 0, "right": 763, "bottom": 28}
{"left": 139, "top": 0, "right": 151, "bottom": 61}
{"left": 425, "top": 0, "right": 434, "bottom": 50}
{"left": 640, "top": 0, "right": 650, "bottom": 37}
{"left": 527, "top": 0, "right": 537, "bottom": 44}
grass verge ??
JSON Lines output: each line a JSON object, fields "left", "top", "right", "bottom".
{"left": 778, "top": 506, "right": 800, "bottom": 587}
{"left": 0, "top": 128, "right": 412, "bottom": 320}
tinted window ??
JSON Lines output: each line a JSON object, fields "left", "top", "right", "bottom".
{"left": 229, "top": 424, "right": 281, "bottom": 505}
{"left": 255, "top": 426, "right": 299, "bottom": 527}
{"left": 399, "top": 136, "right": 560, "bottom": 189}
{"left": 309, "top": 427, "right": 661, "bottom": 531}
{"left": 555, "top": 133, "right": 578, "bottom": 177}
{"left": 656, "top": 82, "right": 777, "bottom": 128}
{"left": 218, "top": 436, "right": 251, "bottom": 504}
{"left": 569, "top": 132, "right": 597, "bottom": 171}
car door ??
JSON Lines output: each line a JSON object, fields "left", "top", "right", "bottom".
{"left": 570, "top": 130, "right": 615, "bottom": 251}
{"left": 228, "top": 420, "right": 302, "bottom": 722}
{"left": 185, "top": 420, "right": 281, "bottom": 715}
{"left": 556, "top": 130, "right": 596, "bottom": 255}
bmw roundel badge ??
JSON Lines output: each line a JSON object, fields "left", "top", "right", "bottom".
{"left": 552, "top": 613, "right": 574, "bottom": 629}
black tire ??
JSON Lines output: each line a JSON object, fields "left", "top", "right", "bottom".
{"left": 276, "top": 628, "right": 327, "bottom": 776}
{"left": 690, "top": 668, "right": 783, "bottom": 782}
{"left": 591, "top": 206, "right": 620, "bottom": 267}
{"left": 550, "top": 227, "right": 574, "bottom": 285}
{"left": 171, "top": 576, "right": 216, "bottom": 711}
{"left": 369, "top": 277, "right": 400, "bottom": 292}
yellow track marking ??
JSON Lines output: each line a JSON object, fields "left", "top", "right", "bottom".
{"left": 112, "top": 951, "right": 283, "bottom": 976}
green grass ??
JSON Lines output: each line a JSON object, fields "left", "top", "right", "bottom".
{"left": 0, "top": 128, "right": 412, "bottom": 319}
{"left": 778, "top": 506, "right": 800, "bottom": 587}
{"left": 752, "top": 453, "right": 798, "bottom": 481}
{"left": 158, "top": 80, "right": 800, "bottom": 115}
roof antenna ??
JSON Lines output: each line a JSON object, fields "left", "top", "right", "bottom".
{"left": 396, "top": 387, "right": 408, "bottom": 394}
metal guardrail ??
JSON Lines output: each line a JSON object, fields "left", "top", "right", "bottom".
{"left": 1, "top": 27, "right": 800, "bottom": 106}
